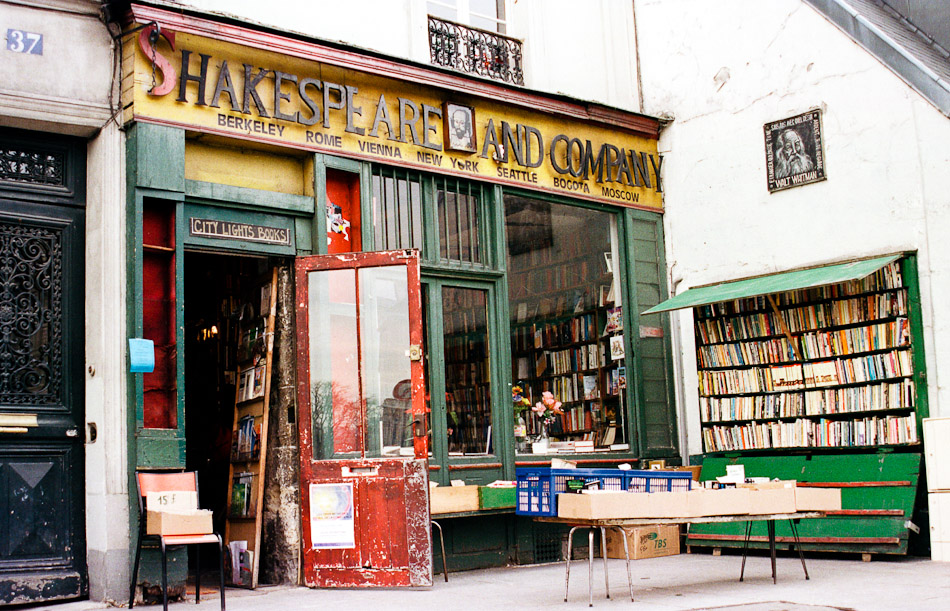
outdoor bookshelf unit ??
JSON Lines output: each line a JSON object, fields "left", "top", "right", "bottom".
{"left": 223, "top": 268, "right": 278, "bottom": 588}
{"left": 644, "top": 254, "right": 928, "bottom": 555}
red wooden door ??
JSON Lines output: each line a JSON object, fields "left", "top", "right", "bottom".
{"left": 295, "top": 250, "right": 431, "bottom": 587}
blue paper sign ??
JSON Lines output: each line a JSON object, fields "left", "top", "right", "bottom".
{"left": 129, "top": 338, "right": 155, "bottom": 373}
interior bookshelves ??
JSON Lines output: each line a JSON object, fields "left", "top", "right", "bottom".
{"left": 688, "top": 255, "right": 927, "bottom": 556}
{"left": 694, "top": 259, "right": 919, "bottom": 453}
{"left": 508, "top": 242, "right": 629, "bottom": 453}
{"left": 223, "top": 267, "right": 278, "bottom": 589}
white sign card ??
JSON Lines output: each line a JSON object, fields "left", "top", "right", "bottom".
{"left": 309, "top": 482, "right": 355, "bottom": 549}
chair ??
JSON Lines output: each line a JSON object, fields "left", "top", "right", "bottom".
{"left": 129, "top": 470, "right": 226, "bottom": 611}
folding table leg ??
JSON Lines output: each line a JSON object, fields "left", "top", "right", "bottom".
{"left": 788, "top": 519, "right": 810, "bottom": 580}
{"left": 613, "top": 527, "right": 634, "bottom": 602}
{"left": 739, "top": 520, "right": 752, "bottom": 582}
{"left": 196, "top": 545, "right": 201, "bottom": 604}
{"left": 588, "top": 528, "right": 594, "bottom": 607}
{"left": 768, "top": 520, "right": 777, "bottom": 584}
{"left": 565, "top": 525, "right": 580, "bottom": 602}
{"left": 599, "top": 527, "right": 610, "bottom": 599}
{"left": 431, "top": 520, "right": 448, "bottom": 583}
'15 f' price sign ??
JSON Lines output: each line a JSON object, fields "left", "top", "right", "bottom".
{"left": 6, "top": 29, "right": 43, "bottom": 55}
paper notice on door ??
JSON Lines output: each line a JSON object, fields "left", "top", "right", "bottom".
{"left": 309, "top": 482, "right": 355, "bottom": 549}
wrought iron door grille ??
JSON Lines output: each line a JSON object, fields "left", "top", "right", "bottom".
{"left": 428, "top": 16, "right": 524, "bottom": 86}
{"left": 0, "top": 147, "right": 65, "bottom": 187}
{"left": 0, "top": 221, "right": 62, "bottom": 405}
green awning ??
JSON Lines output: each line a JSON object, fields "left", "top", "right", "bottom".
{"left": 642, "top": 254, "right": 901, "bottom": 315}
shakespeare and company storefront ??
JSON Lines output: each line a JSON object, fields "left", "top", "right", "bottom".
{"left": 121, "top": 2, "right": 677, "bottom": 593}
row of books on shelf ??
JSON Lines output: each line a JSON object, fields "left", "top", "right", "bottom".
{"left": 237, "top": 363, "right": 266, "bottom": 403}
{"left": 699, "top": 379, "right": 916, "bottom": 422}
{"left": 701, "top": 413, "right": 919, "bottom": 452}
{"left": 444, "top": 335, "right": 487, "bottom": 362}
{"left": 696, "top": 291, "right": 907, "bottom": 344}
{"left": 541, "top": 343, "right": 603, "bottom": 375}
{"left": 697, "top": 319, "right": 909, "bottom": 368}
{"left": 698, "top": 350, "right": 913, "bottom": 395}
{"left": 445, "top": 360, "right": 490, "bottom": 387}
{"left": 444, "top": 308, "right": 488, "bottom": 335}
{"left": 229, "top": 471, "right": 257, "bottom": 517}
{"left": 237, "top": 323, "right": 266, "bottom": 363}
{"left": 548, "top": 404, "right": 597, "bottom": 435}
{"left": 508, "top": 239, "right": 603, "bottom": 271}
{"left": 446, "top": 385, "right": 491, "bottom": 411}
{"left": 695, "top": 263, "right": 904, "bottom": 318}
{"left": 230, "top": 415, "right": 261, "bottom": 462}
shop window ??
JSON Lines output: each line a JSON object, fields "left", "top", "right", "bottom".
{"left": 427, "top": 0, "right": 507, "bottom": 34}
{"left": 442, "top": 286, "right": 493, "bottom": 455}
{"left": 326, "top": 168, "right": 361, "bottom": 253}
{"left": 505, "top": 195, "right": 629, "bottom": 453}
{"left": 370, "top": 166, "right": 424, "bottom": 252}
{"left": 436, "top": 176, "right": 484, "bottom": 266}
{"left": 142, "top": 200, "right": 177, "bottom": 429}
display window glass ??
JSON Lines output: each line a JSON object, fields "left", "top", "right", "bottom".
{"left": 505, "top": 195, "right": 630, "bottom": 454}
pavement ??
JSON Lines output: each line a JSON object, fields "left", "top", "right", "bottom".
{"left": 38, "top": 550, "right": 950, "bottom": 611}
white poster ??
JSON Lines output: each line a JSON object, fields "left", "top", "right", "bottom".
{"left": 309, "top": 482, "right": 355, "bottom": 549}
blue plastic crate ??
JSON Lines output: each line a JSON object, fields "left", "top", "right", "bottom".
{"left": 516, "top": 467, "right": 695, "bottom": 517}
{"left": 625, "top": 470, "right": 694, "bottom": 492}
{"left": 516, "top": 468, "right": 628, "bottom": 516}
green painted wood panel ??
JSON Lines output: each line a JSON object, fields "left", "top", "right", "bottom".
{"left": 689, "top": 452, "right": 921, "bottom": 554}
{"left": 130, "top": 123, "right": 184, "bottom": 192}
{"left": 628, "top": 213, "right": 678, "bottom": 459}
{"left": 185, "top": 180, "right": 314, "bottom": 214}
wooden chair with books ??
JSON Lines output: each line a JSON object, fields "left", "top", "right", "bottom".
{"left": 129, "top": 470, "right": 226, "bottom": 611}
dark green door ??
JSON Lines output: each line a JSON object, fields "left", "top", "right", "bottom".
{"left": 0, "top": 135, "right": 86, "bottom": 603}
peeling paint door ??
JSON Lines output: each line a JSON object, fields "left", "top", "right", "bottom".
{"left": 295, "top": 250, "right": 431, "bottom": 588}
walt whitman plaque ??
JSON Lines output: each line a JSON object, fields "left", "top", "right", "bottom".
{"left": 764, "top": 110, "right": 826, "bottom": 193}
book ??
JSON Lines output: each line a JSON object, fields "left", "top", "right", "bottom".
{"left": 604, "top": 307, "right": 623, "bottom": 333}
{"left": 609, "top": 335, "right": 625, "bottom": 360}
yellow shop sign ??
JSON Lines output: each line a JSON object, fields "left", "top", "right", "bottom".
{"left": 129, "top": 25, "right": 663, "bottom": 210}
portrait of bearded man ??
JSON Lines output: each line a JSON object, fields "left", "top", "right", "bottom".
{"left": 774, "top": 128, "right": 815, "bottom": 179}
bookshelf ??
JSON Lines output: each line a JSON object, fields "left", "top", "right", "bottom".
{"left": 693, "top": 260, "right": 920, "bottom": 453}
{"left": 508, "top": 243, "right": 628, "bottom": 453}
{"left": 223, "top": 267, "right": 278, "bottom": 589}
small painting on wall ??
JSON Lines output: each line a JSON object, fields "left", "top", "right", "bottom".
{"left": 764, "top": 109, "right": 826, "bottom": 192}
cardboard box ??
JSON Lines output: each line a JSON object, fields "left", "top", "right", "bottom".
{"left": 146, "top": 509, "right": 213, "bottom": 536}
{"left": 794, "top": 486, "right": 841, "bottom": 511}
{"left": 557, "top": 488, "right": 751, "bottom": 520}
{"left": 739, "top": 481, "right": 797, "bottom": 515}
{"left": 605, "top": 525, "right": 680, "bottom": 559}
{"left": 557, "top": 491, "right": 682, "bottom": 519}
{"left": 478, "top": 486, "right": 516, "bottom": 509}
{"left": 666, "top": 465, "right": 702, "bottom": 481}
{"left": 924, "top": 418, "right": 950, "bottom": 491}
{"left": 928, "top": 492, "right": 950, "bottom": 562}
{"left": 684, "top": 488, "right": 750, "bottom": 517}
{"left": 431, "top": 485, "right": 479, "bottom": 514}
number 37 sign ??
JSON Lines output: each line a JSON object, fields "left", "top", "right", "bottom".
{"left": 6, "top": 29, "right": 43, "bottom": 55}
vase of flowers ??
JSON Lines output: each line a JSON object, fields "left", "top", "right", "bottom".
{"left": 531, "top": 391, "right": 563, "bottom": 452}
{"left": 512, "top": 384, "right": 531, "bottom": 453}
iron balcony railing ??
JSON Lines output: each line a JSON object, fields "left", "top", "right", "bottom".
{"left": 428, "top": 16, "right": 524, "bottom": 86}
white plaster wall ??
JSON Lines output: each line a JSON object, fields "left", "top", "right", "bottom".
{"left": 634, "top": 0, "right": 950, "bottom": 457}
{"left": 173, "top": 0, "right": 641, "bottom": 111}
{"left": 0, "top": 0, "right": 114, "bottom": 136}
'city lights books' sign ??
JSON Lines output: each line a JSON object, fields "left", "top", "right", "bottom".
{"left": 127, "top": 23, "right": 664, "bottom": 210}
{"left": 189, "top": 217, "right": 292, "bottom": 246}
{"left": 764, "top": 110, "right": 826, "bottom": 193}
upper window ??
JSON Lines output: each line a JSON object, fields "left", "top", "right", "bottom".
{"left": 427, "top": 1, "right": 523, "bottom": 86}
{"left": 427, "top": 0, "right": 507, "bottom": 34}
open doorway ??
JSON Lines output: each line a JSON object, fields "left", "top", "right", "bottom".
{"left": 183, "top": 251, "right": 284, "bottom": 577}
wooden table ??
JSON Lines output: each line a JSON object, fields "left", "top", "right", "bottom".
{"left": 536, "top": 512, "right": 825, "bottom": 606}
